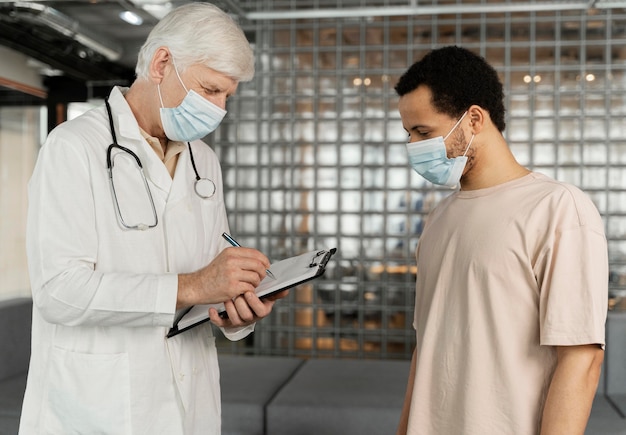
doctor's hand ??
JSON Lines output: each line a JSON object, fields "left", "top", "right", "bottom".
{"left": 209, "top": 289, "right": 290, "bottom": 328}
{"left": 176, "top": 247, "right": 271, "bottom": 309}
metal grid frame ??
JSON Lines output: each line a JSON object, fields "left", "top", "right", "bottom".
{"left": 211, "top": 5, "right": 626, "bottom": 359}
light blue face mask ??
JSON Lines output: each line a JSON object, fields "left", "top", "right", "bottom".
{"left": 158, "top": 63, "right": 227, "bottom": 142}
{"left": 405, "top": 111, "right": 474, "bottom": 189}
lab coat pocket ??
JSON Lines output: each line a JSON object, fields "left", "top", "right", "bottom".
{"left": 42, "top": 346, "right": 132, "bottom": 435}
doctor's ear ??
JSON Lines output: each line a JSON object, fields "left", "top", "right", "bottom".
{"left": 149, "top": 47, "right": 172, "bottom": 84}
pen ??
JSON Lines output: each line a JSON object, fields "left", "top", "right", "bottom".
{"left": 222, "top": 232, "right": 276, "bottom": 280}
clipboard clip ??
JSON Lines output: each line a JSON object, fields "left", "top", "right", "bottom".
{"left": 308, "top": 248, "right": 337, "bottom": 268}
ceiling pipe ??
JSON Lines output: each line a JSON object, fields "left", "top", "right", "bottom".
{"left": 245, "top": 1, "right": 599, "bottom": 20}
{"left": 4, "top": 1, "right": 122, "bottom": 61}
{"left": 594, "top": 0, "right": 626, "bottom": 7}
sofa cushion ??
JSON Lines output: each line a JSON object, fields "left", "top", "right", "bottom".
{"left": 0, "top": 298, "right": 32, "bottom": 381}
{"left": 219, "top": 354, "right": 304, "bottom": 435}
{"left": 266, "top": 358, "right": 410, "bottom": 435}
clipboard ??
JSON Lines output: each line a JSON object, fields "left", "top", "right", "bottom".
{"left": 167, "top": 248, "right": 336, "bottom": 338}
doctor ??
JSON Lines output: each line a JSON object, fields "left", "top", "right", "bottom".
{"left": 19, "top": 4, "right": 286, "bottom": 434}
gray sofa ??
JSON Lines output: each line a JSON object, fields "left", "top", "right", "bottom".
{"left": 0, "top": 298, "right": 31, "bottom": 435}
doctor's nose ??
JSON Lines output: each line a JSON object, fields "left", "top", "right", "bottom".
{"left": 213, "top": 96, "right": 227, "bottom": 110}
{"left": 203, "top": 95, "right": 227, "bottom": 111}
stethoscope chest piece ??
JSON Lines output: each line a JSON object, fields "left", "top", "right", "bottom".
{"left": 195, "top": 178, "right": 216, "bottom": 199}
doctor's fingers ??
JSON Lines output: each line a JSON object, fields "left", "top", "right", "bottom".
{"left": 203, "top": 250, "right": 265, "bottom": 285}
{"left": 242, "top": 291, "right": 275, "bottom": 319}
{"left": 220, "top": 292, "right": 274, "bottom": 327}
{"left": 210, "top": 295, "right": 250, "bottom": 327}
{"left": 227, "top": 294, "right": 256, "bottom": 325}
{"left": 219, "top": 247, "right": 271, "bottom": 270}
{"left": 199, "top": 269, "right": 262, "bottom": 302}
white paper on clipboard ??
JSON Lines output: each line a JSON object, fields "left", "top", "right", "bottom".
{"left": 167, "top": 248, "right": 336, "bottom": 338}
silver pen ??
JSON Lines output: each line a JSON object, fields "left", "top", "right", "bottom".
{"left": 222, "top": 232, "right": 276, "bottom": 279}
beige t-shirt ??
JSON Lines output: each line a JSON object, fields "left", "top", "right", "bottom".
{"left": 408, "top": 172, "right": 608, "bottom": 435}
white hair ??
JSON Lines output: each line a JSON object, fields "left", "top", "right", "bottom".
{"left": 135, "top": 3, "right": 254, "bottom": 82}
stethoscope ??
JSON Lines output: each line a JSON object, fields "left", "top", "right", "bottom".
{"left": 104, "top": 97, "right": 216, "bottom": 230}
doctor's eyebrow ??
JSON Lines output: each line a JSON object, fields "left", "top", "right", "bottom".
{"left": 201, "top": 84, "right": 223, "bottom": 94}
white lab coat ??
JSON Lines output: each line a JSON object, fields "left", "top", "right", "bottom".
{"left": 19, "top": 86, "right": 253, "bottom": 435}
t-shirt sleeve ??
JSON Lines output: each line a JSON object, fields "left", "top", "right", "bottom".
{"left": 538, "top": 189, "right": 608, "bottom": 347}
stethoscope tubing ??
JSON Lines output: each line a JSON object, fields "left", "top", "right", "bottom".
{"left": 104, "top": 96, "right": 215, "bottom": 230}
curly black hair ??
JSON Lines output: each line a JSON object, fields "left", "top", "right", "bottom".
{"left": 395, "top": 46, "right": 506, "bottom": 132}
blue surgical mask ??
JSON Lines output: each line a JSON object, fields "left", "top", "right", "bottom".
{"left": 405, "top": 111, "right": 474, "bottom": 189}
{"left": 158, "top": 63, "right": 227, "bottom": 142}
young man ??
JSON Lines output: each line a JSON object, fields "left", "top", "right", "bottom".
{"left": 20, "top": 4, "right": 286, "bottom": 434}
{"left": 395, "top": 46, "right": 607, "bottom": 434}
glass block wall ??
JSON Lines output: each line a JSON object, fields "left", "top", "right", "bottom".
{"left": 211, "top": 3, "right": 626, "bottom": 359}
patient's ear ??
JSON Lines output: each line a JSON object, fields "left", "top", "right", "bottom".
{"left": 467, "top": 105, "right": 487, "bottom": 134}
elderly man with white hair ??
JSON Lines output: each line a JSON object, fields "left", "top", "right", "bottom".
{"left": 20, "top": 4, "right": 286, "bottom": 434}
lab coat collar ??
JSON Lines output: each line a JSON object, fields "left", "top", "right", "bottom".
{"left": 106, "top": 86, "right": 173, "bottom": 197}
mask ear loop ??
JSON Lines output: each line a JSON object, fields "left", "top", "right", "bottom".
{"left": 157, "top": 56, "right": 189, "bottom": 108}
{"left": 157, "top": 85, "right": 166, "bottom": 108}
{"left": 171, "top": 57, "right": 190, "bottom": 93}
{"left": 445, "top": 111, "right": 474, "bottom": 157}
{"left": 444, "top": 111, "right": 468, "bottom": 141}
{"left": 462, "top": 134, "right": 475, "bottom": 157}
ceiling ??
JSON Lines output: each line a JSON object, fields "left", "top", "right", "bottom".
{"left": 0, "top": 0, "right": 624, "bottom": 105}
{"left": 0, "top": 0, "right": 235, "bottom": 105}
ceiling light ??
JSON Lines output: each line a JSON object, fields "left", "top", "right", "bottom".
{"left": 523, "top": 74, "right": 542, "bottom": 84}
{"left": 119, "top": 11, "right": 143, "bottom": 26}
{"left": 131, "top": 0, "right": 173, "bottom": 20}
